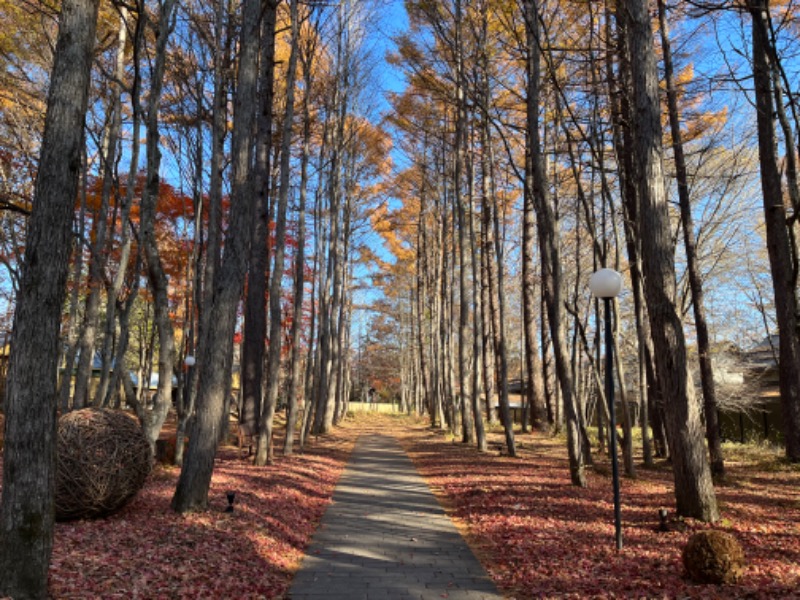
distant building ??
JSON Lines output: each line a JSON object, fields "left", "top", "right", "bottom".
{"left": 717, "top": 336, "right": 782, "bottom": 444}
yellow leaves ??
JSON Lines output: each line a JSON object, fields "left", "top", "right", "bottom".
{"left": 676, "top": 63, "right": 695, "bottom": 89}
{"left": 371, "top": 201, "right": 416, "bottom": 266}
{"left": 345, "top": 116, "right": 393, "bottom": 185}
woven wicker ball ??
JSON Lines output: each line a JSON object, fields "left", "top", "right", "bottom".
{"left": 55, "top": 408, "right": 152, "bottom": 521}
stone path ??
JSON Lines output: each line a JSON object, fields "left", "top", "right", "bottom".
{"left": 288, "top": 434, "right": 505, "bottom": 600}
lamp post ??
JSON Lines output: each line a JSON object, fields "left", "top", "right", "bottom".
{"left": 589, "top": 268, "right": 623, "bottom": 551}
{"left": 183, "top": 355, "right": 195, "bottom": 410}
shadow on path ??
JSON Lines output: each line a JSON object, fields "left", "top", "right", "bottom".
{"left": 289, "top": 434, "right": 504, "bottom": 600}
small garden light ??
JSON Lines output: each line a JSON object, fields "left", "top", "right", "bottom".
{"left": 658, "top": 508, "right": 669, "bottom": 532}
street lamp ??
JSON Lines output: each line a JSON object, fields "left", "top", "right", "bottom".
{"left": 589, "top": 268, "right": 623, "bottom": 551}
{"left": 183, "top": 355, "right": 196, "bottom": 407}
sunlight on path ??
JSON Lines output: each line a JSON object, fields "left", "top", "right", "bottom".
{"left": 289, "top": 434, "right": 504, "bottom": 600}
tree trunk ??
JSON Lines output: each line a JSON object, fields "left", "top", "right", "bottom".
{"left": 657, "top": 0, "right": 724, "bottom": 477}
{"left": 257, "top": 0, "right": 294, "bottom": 464}
{"left": 138, "top": 0, "right": 178, "bottom": 450}
{"left": 58, "top": 162, "right": 88, "bottom": 412}
{"left": 72, "top": 93, "right": 118, "bottom": 409}
{"left": 525, "top": 0, "right": 583, "bottom": 485}
{"left": 480, "top": 209, "right": 497, "bottom": 427}
{"left": 416, "top": 141, "right": 434, "bottom": 425}
{"left": 453, "top": 0, "right": 475, "bottom": 445}
{"left": 748, "top": 0, "right": 800, "bottom": 462}
{"left": 285, "top": 3, "right": 312, "bottom": 455}
{"left": 483, "top": 140, "right": 516, "bottom": 457}
{"left": 469, "top": 106, "right": 488, "bottom": 452}
{"left": 625, "top": 0, "right": 718, "bottom": 521}
{"left": 171, "top": 0, "right": 262, "bottom": 513}
{"left": 242, "top": 0, "right": 278, "bottom": 446}
{"left": 0, "top": 0, "right": 100, "bottom": 596}
{"left": 313, "top": 8, "right": 349, "bottom": 435}
{"left": 607, "top": 0, "right": 657, "bottom": 468}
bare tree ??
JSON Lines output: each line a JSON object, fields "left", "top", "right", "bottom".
{"left": 657, "top": 0, "right": 724, "bottom": 477}
{"left": 746, "top": 0, "right": 800, "bottom": 462}
{"left": 524, "top": 0, "right": 583, "bottom": 485}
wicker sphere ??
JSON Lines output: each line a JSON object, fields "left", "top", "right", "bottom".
{"left": 683, "top": 530, "right": 745, "bottom": 584}
{"left": 55, "top": 408, "right": 152, "bottom": 521}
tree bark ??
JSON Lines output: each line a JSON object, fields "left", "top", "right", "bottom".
{"left": 625, "top": 0, "right": 718, "bottom": 520}
{"left": 285, "top": 2, "right": 312, "bottom": 455}
{"left": 257, "top": 0, "right": 291, "bottom": 465}
{"left": 525, "top": 0, "right": 583, "bottom": 484}
{"left": 171, "top": 0, "right": 262, "bottom": 513}
{"left": 483, "top": 137, "right": 516, "bottom": 457}
{"left": 748, "top": 0, "right": 800, "bottom": 462}
{"left": 0, "top": 0, "right": 100, "bottom": 596}
{"left": 657, "top": 0, "right": 724, "bottom": 477}
{"left": 138, "top": 0, "right": 178, "bottom": 450}
{"left": 241, "top": 0, "right": 277, "bottom": 446}
{"left": 453, "top": 0, "right": 475, "bottom": 445}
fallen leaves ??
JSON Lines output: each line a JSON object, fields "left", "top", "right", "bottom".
{"left": 41, "top": 428, "right": 355, "bottom": 599}
{"left": 398, "top": 424, "right": 800, "bottom": 599}
{"left": 2, "top": 414, "right": 798, "bottom": 598}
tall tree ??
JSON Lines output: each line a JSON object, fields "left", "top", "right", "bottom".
{"left": 70, "top": 11, "right": 127, "bottom": 410}
{"left": 0, "top": 0, "right": 101, "bottom": 596}
{"left": 257, "top": 0, "right": 292, "bottom": 465}
{"left": 520, "top": 1, "right": 551, "bottom": 435}
{"left": 625, "top": 0, "right": 718, "bottom": 520}
{"left": 453, "top": 0, "right": 475, "bottom": 445}
{"left": 747, "top": 0, "right": 800, "bottom": 462}
{"left": 657, "top": 0, "right": 724, "bottom": 477}
{"left": 285, "top": 4, "right": 315, "bottom": 456}
{"left": 171, "top": 0, "right": 266, "bottom": 513}
{"left": 241, "top": 0, "right": 278, "bottom": 445}
{"left": 138, "top": 0, "right": 179, "bottom": 450}
{"left": 524, "top": 0, "right": 583, "bottom": 485}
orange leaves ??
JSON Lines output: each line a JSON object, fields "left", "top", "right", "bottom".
{"left": 405, "top": 425, "right": 800, "bottom": 599}
{"left": 42, "top": 433, "right": 354, "bottom": 599}
{"left": 371, "top": 202, "right": 416, "bottom": 266}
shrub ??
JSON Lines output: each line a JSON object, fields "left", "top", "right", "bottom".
{"left": 683, "top": 530, "right": 745, "bottom": 584}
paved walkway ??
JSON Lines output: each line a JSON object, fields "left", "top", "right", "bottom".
{"left": 289, "top": 434, "right": 504, "bottom": 600}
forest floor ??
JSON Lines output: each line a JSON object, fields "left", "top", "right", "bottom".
{"left": 391, "top": 416, "right": 800, "bottom": 599}
{"left": 0, "top": 412, "right": 359, "bottom": 599}
{"left": 1, "top": 411, "right": 799, "bottom": 598}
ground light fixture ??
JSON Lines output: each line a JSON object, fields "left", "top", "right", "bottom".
{"left": 589, "top": 268, "right": 623, "bottom": 550}
{"left": 184, "top": 355, "right": 196, "bottom": 367}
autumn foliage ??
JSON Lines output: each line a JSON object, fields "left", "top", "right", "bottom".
{"left": 396, "top": 420, "right": 800, "bottom": 598}
{"left": 44, "top": 424, "right": 354, "bottom": 598}
{"left": 1, "top": 413, "right": 799, "bottom": 597}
